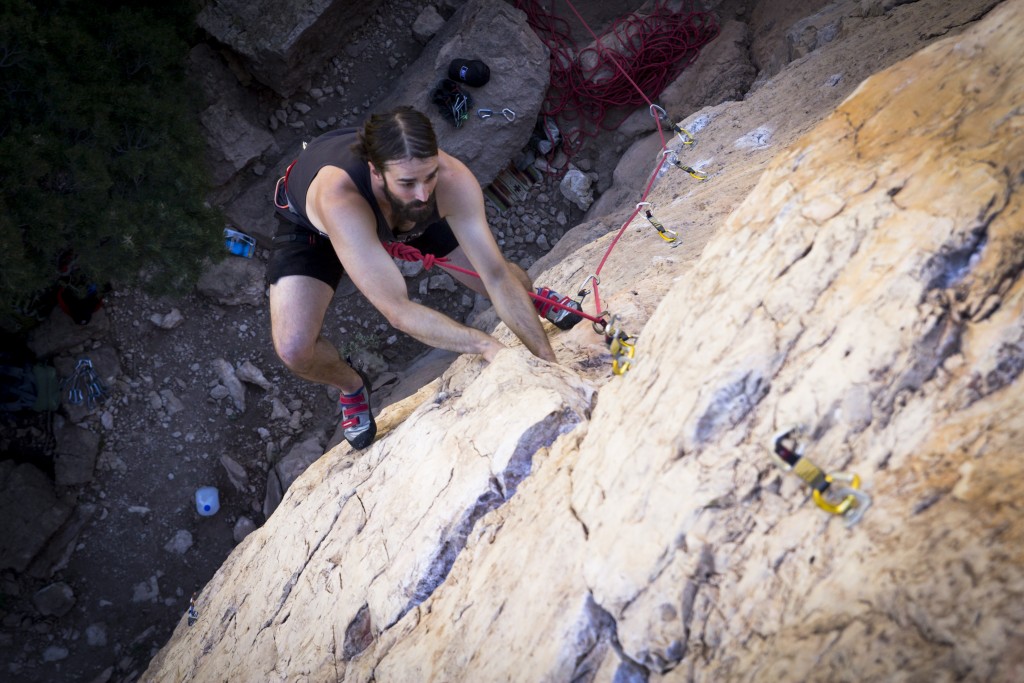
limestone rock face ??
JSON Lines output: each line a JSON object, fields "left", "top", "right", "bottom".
{"left": 143, "top": 1, "right": 1024, "bottom": 681}
{"left": 197, "top": 0, "right": 385, "bottom": 97}
{"left": 144, "top": 352, "right": 594, "bottom": 680}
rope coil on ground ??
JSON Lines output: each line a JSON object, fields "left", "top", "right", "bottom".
{"left": 515, "top": 0, "right": 719, "bottom": 147}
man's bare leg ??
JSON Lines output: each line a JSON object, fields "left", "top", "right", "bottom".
{"left": 269, "top": 275, "right": 363, "bottom": 393}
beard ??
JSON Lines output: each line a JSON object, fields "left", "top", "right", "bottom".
{"left": 382, "top": 179, "right": 436, "bottom": 225}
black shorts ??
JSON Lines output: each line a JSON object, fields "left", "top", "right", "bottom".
{"left": 266, "top": 219, "right": 461, "bottom": 290}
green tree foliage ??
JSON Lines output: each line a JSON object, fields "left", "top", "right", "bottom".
{"left": 0, "top": 0, "right": 222, "bottom": 330}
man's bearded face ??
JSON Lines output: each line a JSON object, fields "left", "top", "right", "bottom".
{"left": 382, "top": 176, "right": 436, "bottom": 224}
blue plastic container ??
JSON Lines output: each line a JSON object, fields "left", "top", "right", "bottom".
{"left": 195, "top": 486, "right": 220, "bottom": 516}
{"left": 224, "top": 228, "right": 256, "bottom": 258}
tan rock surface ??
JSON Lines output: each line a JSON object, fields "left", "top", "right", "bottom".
{"left": 143, "top": 1, "right": 1023, "bottom": 681}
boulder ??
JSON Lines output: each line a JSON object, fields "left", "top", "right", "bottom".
{"left": 196, "top": 256, "right": 266, "bottom": 307}
{"left": 148, "top": 308, "right": 184, "bottom": 330}
{"left": 26, "top": 504, "right": 97, "bottom": 579}
{"left": 219, "top": 454, "right": 250, "bottom": 493}
{"left": 558, "top": 167, "right": 594, "bottom": 211}
{"left": 235, "top": 360, "right": 273, "bottom": 391}
{"left": 233, "top": 517, "right": 258, "bottom": 544}
{"left": 748, "top": 0, "right": 834, "bottom": 78}
{"left": 200, "top": 102, "right": 278, "bottom": 187}
{"left": 53, "top": 419, "right": 100, "bottom": 486}
{"left": 412, "top": 6, "right": 446, "bottom": 44}
{"left": 211, "top": 359, "right": 247, "bottom": 413}
{"left": 262, "top": 468, "right": 284, "bottom": 519}
{"left": 375, "top": 0, "right": 550, "bottom": 187}
{"left": 657, "top": 20, "right": 757, "bottom": 119}
{"left": 188, "top": 44, "right": 279, "bottom": 186}
{"left": 274, "top": 436, "right": 325, "bottom": 492}
{"left": 197, "top": 0, "right": 386, "bottom": 97}
{"left": 163, "top": 530, "right": 193, "bottom": 555}
{"left": 0, "top": 462, "right": 73, "bottom": 573}
{"left": 27, "top": 307, "right": 110, "bottom": 360}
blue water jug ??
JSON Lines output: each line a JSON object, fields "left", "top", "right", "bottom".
{"left": 195, "top": 486, "right": 220, "bottom": 516}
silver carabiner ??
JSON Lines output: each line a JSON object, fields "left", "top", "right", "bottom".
{"left": 501, "top": 108, "right": 516, "bottom": 122}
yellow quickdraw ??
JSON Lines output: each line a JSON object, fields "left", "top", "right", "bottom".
{"left": 609, "top": 334, "right": 636, "bottom": 375}
{"left": 662, "top": 150, "right": 707, "bottom": 180}
{"left": 604, "top": 316, "right": 636, "bottom": 375}
{"left": 772, "top": 429, "right": 871, "bottom": 526}
{"left": 635, "top": 202, "right": 677, "bottom": 244}
{"left": 649, "top": 104, "right": 696, "bottom": 146}
{"left": 672, "top": 125, "right": 696, "bottom": 146}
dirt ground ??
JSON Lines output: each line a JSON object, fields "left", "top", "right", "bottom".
{"left": 0, "top": 1, "right": 667, "bottom": 681}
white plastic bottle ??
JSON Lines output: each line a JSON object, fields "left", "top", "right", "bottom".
{"left": 195, "top": 486, "right": 220, "bottom": 516}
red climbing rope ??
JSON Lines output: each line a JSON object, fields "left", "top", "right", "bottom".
{"left": 382, "top": 241, "right": 607, "bottom": 324}
{"left": 515, "top": 0, "right": 718, "bottom": 145}
{"left": 510, "top": 0, "right": 717, "bottom": 319}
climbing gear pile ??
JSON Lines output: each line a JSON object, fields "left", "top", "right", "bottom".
{"left": 771, "top": 428, "right": 871, "bottom": 526}
{"left": 62, "top": 358, "right": 106, "bottom": 410}
{"left": 339, "top": 364, "right": 376, "bottom": 450}
{"left": 431, "top": 79, "right": 472, "bottom": 128}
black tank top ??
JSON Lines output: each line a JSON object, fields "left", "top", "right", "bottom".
{"left": 285, "top": 128, "right": 441, "bottom": 243}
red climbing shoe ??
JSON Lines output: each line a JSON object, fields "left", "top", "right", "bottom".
{"left": 534, "top": 287, "right": 583, "bottom": 330}
{"left": 339, "top": 369, "right": 376, "bottom": 449}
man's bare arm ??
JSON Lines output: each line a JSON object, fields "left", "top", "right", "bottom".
{"left": 439, "top": 155, "right": 557, "bottom": 362}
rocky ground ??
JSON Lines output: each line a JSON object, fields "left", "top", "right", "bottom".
{"left": 0, "top": 1, "right": 637, "bottom": 681}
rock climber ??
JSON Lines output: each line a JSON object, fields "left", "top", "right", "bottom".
{"left": 268, "top": 106, "right": 581, "bottom": 450}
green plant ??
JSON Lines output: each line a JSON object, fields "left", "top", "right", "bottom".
{"left": 0, "top": 0, "right": 222, "bottom": 330}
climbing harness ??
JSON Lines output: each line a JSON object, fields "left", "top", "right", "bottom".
{"left": 771, "top": 428, "right": 871, "bottom": 526}
{"left": 62, "top": 358, "right": 106, "bottom": 410}
{"left": 187, "top": 593, "right": 199, "bottom": 626}
{"left": 636, "top": 202, "right": 678, "bottom": 244}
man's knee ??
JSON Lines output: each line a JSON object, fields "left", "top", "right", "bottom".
{"left": 272, "top": 330, "right": 317, "bottom": 374}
